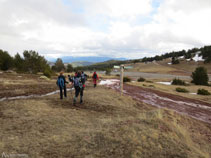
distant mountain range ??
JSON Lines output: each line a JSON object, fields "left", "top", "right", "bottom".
{"left": 47, "top": 56, "right": 126, "bottom": 63}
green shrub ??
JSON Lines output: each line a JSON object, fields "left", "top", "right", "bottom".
{"left": 149, "top": 85, "right": 155, "bottom": 88}
{"left": 191, "top": 67, "right": 209, "bottom": 85}
{"left": 176, "top": 87, "right": 189, "bottom": 93}
{"left": 172, "top": 78, "right": 186, "bottom": 86}
{"left": 123, "top": 76, "right": 131, "bottom": 82}
{"left": 172, "top": 57, "right": 180, "bottom": 64}
{"left": 43, "top": 68, "right": 52, "bottom": 78}
{"left": 197, "top": 89, "right": 211, "bottom": 95}
{"left": 105, "top": 69, "right": 111, "bottom": 75}
{"left": 137, "top": 77, "right": 145, "bottom": 82}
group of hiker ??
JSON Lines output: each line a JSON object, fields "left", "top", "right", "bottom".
{"left": 56, "top": 71, "right": 99, "bottom": 104}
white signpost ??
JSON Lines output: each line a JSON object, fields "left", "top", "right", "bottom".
{"left": 114, "top": 65, "right": 133, "bottom": 96}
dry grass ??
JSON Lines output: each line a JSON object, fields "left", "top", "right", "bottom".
{"left": 0, "top": 73, "right": 58, "bottom": 98}
{"left": 125, "top": 59, "right": 211, "bottom": 76}
{"left": 125, "top": 62, "right": 186, "bottom": 75}
{"left": 0, "top": 85, "right": 211, "bottom": 158}
{"left": 163, "top": 60, "right": 211, "bottom": 74}
{"left": 129, "top": 81, "right": 211, "bottom": 103}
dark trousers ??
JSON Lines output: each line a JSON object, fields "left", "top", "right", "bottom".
{"left": 59, "top": 86, "right": 67, "bottom": 99}
{"left": 75, "top": 86, "right": 83, "bottom": 98}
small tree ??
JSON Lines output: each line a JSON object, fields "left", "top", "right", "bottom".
{"left": 53, "top": 58, "right": 65, "bottom": 72}
{"left": 200, "top": 46, "right": 211, "bottom": 63}
{"left": 191, "top": 67, "right": 209, "bottom": 85}
{"left": 0, "top": 50, "right": 13, "bottom": 71}
{"left": 23, "top": 50, "right": 48, "bottom": 74}
{"left": 105, "top": 68, "right": 111, "bottom": 75}
{"left": 171, "top": 57, "right": 179, "bottom": 64}
{"left": 67, "top": 64, "right": 73, "bottom": 73}
{"left": 14, "top": 53, "right": 25, "bottom": 72}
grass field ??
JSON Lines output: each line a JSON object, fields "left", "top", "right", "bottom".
{"left": 0, "top": 73, "right": 211, "bottom": 158}
{"left": 125, "top": 59, "right": 211, "bottom": 75}
{"left": 125, "top": 62, "right": 185, "bottom": 75}
{"left": 163, "top": 60, "right": 211, "bottom": 74}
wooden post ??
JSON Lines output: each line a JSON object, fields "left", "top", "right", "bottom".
{"left": 120, "top": 65, "right": 124, "bottom": 96}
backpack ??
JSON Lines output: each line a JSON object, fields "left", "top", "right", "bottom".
{"left": 81, "top": 74, "right": 86, "bottom": 84}
{"left": 57, "top": 77, "right": 65, "bottom": 88}
{"left": 93, "top": 73, "right": 97, "bottom": 79}
{"left": 74, "top": 77, "right": 83, "bottom": 88}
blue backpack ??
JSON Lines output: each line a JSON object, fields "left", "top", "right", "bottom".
{"left": 73, "top": 77, "right": 83, "bottom": 88}
{"left": 57, "top": 77, "right": 65, "bottom": 88}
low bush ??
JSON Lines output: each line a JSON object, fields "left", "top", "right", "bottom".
{"left": 197, "top": 89, "right": 211, "bottom": 95}
{"left": 149, "top": 85, "right": 155, "bottom": 88}
{"left": 146, "top": 80, "right": 153, "bottom": 83}
{"left": 137, "top": 77, "right": 145, "bottom": 82}
{"left": 43, "top": 69, "right": 52, "bottom": 78}
{"left": 123, "top": 76, "right": 131, "bottom": 82}
{"left": 172, "top": 78, "right": 186, "bottom": 86}
{"left": 105, "top": 69, "right": 111, "bottom": 75}
{"left": 176, "top": 87, "right": 189, "bottom": 93}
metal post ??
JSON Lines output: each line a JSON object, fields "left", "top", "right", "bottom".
{"left": 120, "top": 65, "right": 124, "bottom": 96}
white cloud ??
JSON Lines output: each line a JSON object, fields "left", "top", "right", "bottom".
{"left": 0, "top": 0, "right": 211, "bottom": 59}
{"left": 83, "top": 0, "right": 152, "bottom": 18}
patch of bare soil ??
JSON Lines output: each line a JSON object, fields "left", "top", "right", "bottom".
{"left": 0, "top": 73, "right": 58, "bottom": 98}
{"left": 107, "top": 81, "right": 211, "bottom": 124}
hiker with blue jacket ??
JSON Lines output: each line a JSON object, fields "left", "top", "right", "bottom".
{"left": 56, "top": 71, "right": 68, "bottom": 99}
{"left": 69, "top": 71, "right": 85, "bottom": 104}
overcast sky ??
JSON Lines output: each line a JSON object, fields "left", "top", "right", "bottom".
{"left": 0, "top": 0, "right": 211, "bottom": 59}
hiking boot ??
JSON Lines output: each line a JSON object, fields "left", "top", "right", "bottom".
{"left": 80, "top": 97, "right": 83, "bottom": 104}
{"left": 73, "top": 97, "right": 77, "bottom": 105}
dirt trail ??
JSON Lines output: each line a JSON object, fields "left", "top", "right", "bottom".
{"left": 102, "top": 80, "right": 211, "bottom": 124}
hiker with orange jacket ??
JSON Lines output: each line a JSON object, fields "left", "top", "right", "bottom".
{"left": 92, "top": 71, "right": 99, "bottom": 88}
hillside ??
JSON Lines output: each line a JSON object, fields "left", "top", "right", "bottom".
{"left": 125, "top": 58, "right": 211, "bottom": 75}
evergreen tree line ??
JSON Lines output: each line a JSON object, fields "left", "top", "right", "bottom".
{"left": 0, "top": 50, "right": 74, "bottom": 77}
{"left": 0, "top": 50, "right": 51, "bottom": 73}
{"left": 141, "top": 45, "right": 211, "bottom": 63}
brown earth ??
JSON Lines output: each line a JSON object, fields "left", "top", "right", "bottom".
{"left": 0, "top": 73, "right": 58, "bottom": 98}
{"left": 107, "top": 81, "right": 211, "bottom": 125}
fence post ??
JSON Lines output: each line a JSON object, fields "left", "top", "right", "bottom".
{"left": 120, "top": 65, "right": 124, "bottom": 96}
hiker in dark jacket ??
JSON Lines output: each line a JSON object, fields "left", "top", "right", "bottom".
{"left": 81, "top": 71, "right": 87, "bottom": 89}
{"left": 69, "top": 71, "right": 85, "bottom": 104}
{"left": 56, "top": 71, "right": 68, "bottom": 99}
{"left": 92, "top": 71, "right": 99, "bottom": 88}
